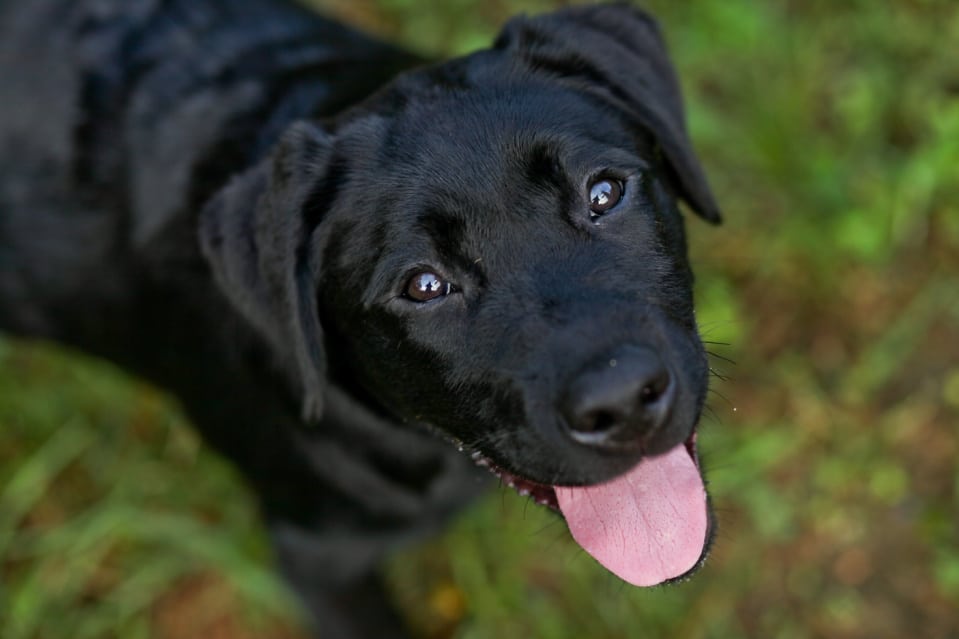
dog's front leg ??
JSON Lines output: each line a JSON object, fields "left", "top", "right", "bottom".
{"left": 269, "top": 521, "right": 412, "bottom": 639}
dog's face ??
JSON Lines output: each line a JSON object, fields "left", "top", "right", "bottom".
{"left": 202, "top": 4, "right": 721, "bottom": 588}
{"left": 320, "top": 82, "right": 705, "bottom": 484}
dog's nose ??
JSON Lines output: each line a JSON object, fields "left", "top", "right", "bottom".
{"left": 560, "top": 346, "right": 675, "bottom": 450}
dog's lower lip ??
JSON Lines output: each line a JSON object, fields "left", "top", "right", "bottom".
{"left": 684, "top": 430, "right": 700, "bottom": 466}
{"left": 664, "top": 429, "right": 714, "bottom": 584}
{"left": 470, "top": 450, "right": 559, "bottom": 510}
{"left": 469, "top": 428, "right": 702, "bottom": 512}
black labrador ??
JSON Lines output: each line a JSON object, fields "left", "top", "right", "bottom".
{"left": 0, "top": 1, "right": 721, "bottom": 636}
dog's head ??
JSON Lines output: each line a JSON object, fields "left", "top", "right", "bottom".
{"left": 202, "top": 4, "right": 720, "bottom": 587}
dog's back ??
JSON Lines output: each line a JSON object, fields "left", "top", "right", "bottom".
{"left": 0, "top": 0, "right": 415, "bottom": 353}
{"left": 0, "top": 4, "right": 722, "bottom": 637}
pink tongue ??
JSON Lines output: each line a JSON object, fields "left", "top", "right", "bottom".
{"left": 555, "top": 444, "right": 708, "bottom": 586}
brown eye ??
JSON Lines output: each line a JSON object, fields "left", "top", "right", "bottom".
{"left": 588, "top": 178, "right": 624, "bottom": 219}
{"left": 405, "top": 271, "right": 453, "bottom": 302}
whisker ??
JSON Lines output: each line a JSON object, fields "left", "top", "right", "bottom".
{"left": 700, "top": 459, "right": 744, "bottom": 474}
{"left": 697, "top": 322, "right": 738, "bottom": 339}
{"left": 709, "top": 367, "right": 729, "bottom": 382}
{"left": 701, "top": 403, "right": 723, "bottom": 426}
{"left": 706, "top": 350, "right": 737, "bottom": 366}
{"left": 707, "top": 388, "right": 735, "bottom": 408}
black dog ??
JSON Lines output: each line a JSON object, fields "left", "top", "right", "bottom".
{"left": 0, "top": 1, "right": 721, "bottom": 636}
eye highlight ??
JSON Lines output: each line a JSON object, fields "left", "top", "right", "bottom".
{"left": 588, "top": 178, "right": 624, "bottom": 219}
{"left": 404, "top": 271, "right": 453, "bottom": 303}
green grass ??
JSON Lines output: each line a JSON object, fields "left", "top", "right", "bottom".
{"left": 0, "top": 343, "right": 304, "bottom": 638}
{"left": 3, "top": 1, "right": 958, "bottom": 637}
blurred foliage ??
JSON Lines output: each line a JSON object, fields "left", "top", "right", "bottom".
{"left": 0, "top": 343, "right": 305, "bottom": 639}
{"left": 2, "top": 0, "right": 958, "bottom": 637}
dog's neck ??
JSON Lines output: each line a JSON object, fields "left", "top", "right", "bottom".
{"left": 298, "top": 385, "right": 488, "bottom": 525}
{"left": 72, "top": 0, "right": 418, "bottom": 250}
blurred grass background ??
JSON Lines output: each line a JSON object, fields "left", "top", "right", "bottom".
{"left": 2, "top": 0, "right": 958, "bottom": 637}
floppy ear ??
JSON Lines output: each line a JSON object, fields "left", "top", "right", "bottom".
{"left": 200, "top": 121, "right": 331, "bottom": 421}
{"left": 495, "top": 3, "right": 721, "bottom": 223}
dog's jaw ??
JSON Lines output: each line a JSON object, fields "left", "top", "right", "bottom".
{"left": 467, "top": 427, "right": 713, "bottom": 586}
{"left": 470, "top": 450, "right": 560, "bottom": 510}
{"left": 467, "top": 428, "right": 704, "bottom": 505}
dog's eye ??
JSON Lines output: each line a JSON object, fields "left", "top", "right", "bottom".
{"left": 588, "top": 178, "right": 624, "bottom": 219}
{"left": 404, "top": 271, "right": 453, "bottom": 302}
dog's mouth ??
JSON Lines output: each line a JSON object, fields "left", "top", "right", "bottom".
{"left": 470, "top": 451, "right": 561, "bottom": 510}
{"left": 470, "top": 431, "right": 712, "bottom": 587}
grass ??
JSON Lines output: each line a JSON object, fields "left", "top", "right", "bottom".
{"left": 2, "top": 0, "right": 958, "bottom": 637}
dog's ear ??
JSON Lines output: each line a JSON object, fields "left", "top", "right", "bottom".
{"left": 495, "top": 3, "right": 721, "bottom": 223}
{"left": 200, "top": 121, "right": 331, "bottom": 421}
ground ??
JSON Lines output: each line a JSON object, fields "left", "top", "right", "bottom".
{"left": 1, "top": 1, "right": 957, "bottom": 637}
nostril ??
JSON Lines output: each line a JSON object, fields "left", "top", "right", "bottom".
{"left": 639, "top": 373, "right": 670, "bottom": 406}
{"left": 575, "top": 409, "right": 621, "bottom": 435}
{"left": 560, "top": 346, "right": 675, "bottom": 449}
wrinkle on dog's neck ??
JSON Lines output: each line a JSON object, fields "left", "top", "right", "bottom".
{"left": 305, "top": 385, "right": 488, "bottom": 522}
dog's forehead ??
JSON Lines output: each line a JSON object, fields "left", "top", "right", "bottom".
{"left": 384, "top": 84, "right": 629, "bottom": 184}
{"left": 347, "top": 86, "right": 640, "bottom": 240}
{"left": 329, "top": 83, "right": 648, "bottom": 284}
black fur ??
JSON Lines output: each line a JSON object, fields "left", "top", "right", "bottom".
{"left": 0, "top": 1, "right": 720, "bottom": 637}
